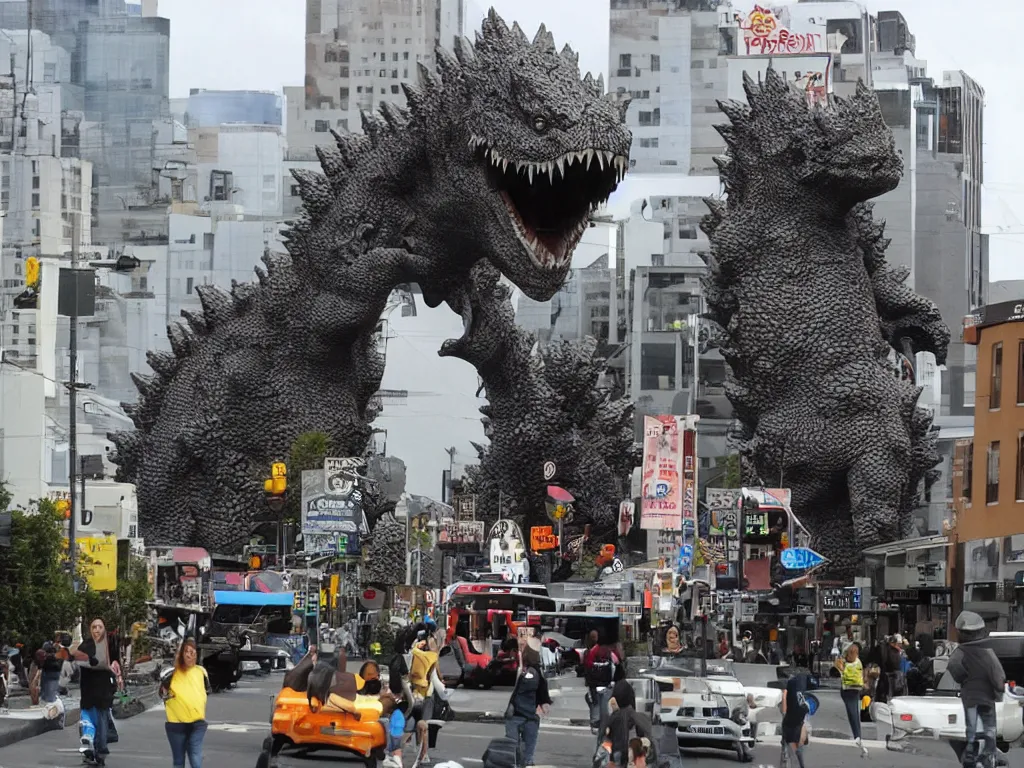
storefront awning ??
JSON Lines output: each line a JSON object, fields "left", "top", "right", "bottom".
{"left": 862, "top": 535, "right": 948, "bottom": 557}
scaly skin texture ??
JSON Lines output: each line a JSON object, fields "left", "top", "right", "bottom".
{"left": 446, "top": 261, "right": 640, "bottom": 532}
{"left": 108, "top": 10, "right": 631, "bottom": 552}
{"left": 701, "top": 70, "right": 950, "bottom": 578}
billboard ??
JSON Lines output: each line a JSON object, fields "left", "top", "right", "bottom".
{"left": 728, "top": 53, "right": 833, "bottom": 107}
{"left": 733, "top": 5, "right": 826, "bottom": 56}
{"left": 78, "top": 536, "right": 117, "bottom": 592}
{"left": 301, "top": 469, "right": 364, "bottom": 535}
{"left": 438, "top": 519, "right": 485, "bottom": 547}
{"left": 640, "top": 415, "right": 683, "bottom": 530}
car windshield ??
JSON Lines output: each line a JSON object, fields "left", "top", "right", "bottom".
{"left": 632, "top": 655, "right": 736, "bottom": 679}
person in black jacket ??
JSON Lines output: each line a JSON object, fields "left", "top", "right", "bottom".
{"left": 948, "top": 611, "right": 1005, "bottom": 768}
{"left": 598, "top": 680, "right": 658, "bottom": 768}
{"left": 504, "top": 640, "right": 551, "bottom": 767}
{"left": 74, "top": 618, "right": 122, "bottom": 766}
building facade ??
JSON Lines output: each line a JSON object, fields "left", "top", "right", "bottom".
{"left": 950, "top": 299, "right": 1024, "bottom": 631}
{"left": 289, "top": 0, "right": 466, "bottom": 153}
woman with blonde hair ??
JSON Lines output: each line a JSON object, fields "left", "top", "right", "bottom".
{"left": 834, "top": 642, "right": 868, "bottom": 757}
{"left": 160, "top": 636, "right": 212, "bottom": 768}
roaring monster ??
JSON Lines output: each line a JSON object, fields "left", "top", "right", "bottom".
{"left": 107, "top": 10, "right": 632, "bottom": 551}
{"left": 701, "top": 70, "right": 950, "bottom": 577}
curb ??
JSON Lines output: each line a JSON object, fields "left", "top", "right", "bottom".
{"left": 0, "top": 707, "right": 81, "bottom": 749}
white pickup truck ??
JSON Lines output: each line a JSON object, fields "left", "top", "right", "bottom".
{"left": 886, "top": 632, "right": 1024, "bottom": 755}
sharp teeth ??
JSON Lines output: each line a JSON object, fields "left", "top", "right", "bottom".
{"left": 502, "top": 158, "right": 508, "bottom": 173}
{"left": 528, "top": 164, "right": 534, "bottom": 184}
{"left": 584, "top": 148, "right": 594, "bottom": 170}
{"left": 603, "top": 150, "right": 615, "bottom": 167}
{"left": 546, "top": 161, "right": 555, "bottom": 184}
{"left": 596, "top": 152, "right": 605, "bottom": 171}
{"left": 555, "top": 156, "right": 565, "bottom": 178}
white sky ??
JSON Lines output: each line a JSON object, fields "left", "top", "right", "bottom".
{"left": 161, "top": 0, "right": 1023, "bottom": 281}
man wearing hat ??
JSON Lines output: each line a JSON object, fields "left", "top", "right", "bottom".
{"left": 947, "top": 611, "right": 1004, "bottom": 768}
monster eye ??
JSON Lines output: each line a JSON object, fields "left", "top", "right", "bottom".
{"left": 533, "top": 115, "right": 548, "bottom": 133}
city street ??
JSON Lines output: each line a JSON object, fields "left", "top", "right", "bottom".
{"left": 0, "top": 673, "right": 1002, "bottom": 768}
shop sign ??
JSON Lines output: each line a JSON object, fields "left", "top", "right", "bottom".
{"left": 530, "top": 526, "right": 559, "bottom": 552}
{"left": 822, "top": 588, "right": 862, "bottom": 610}
{"left": 588, "top": 601, "right": 615, "bottom": 613}
{"left": 884, "top": 589, "right": 919, "bottom": 602}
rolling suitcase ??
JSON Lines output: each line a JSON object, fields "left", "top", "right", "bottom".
{"left": 482, "top": 736, "right": 520, "bottom": 768}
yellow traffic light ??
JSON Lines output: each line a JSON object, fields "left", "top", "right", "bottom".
{"left": 272, "top": 462, "right": 287, "bottom": 479}
{"left": 264, "top": 477, "right": 286, "bottom": 495}
{"left": 25, "top": 257, "right": 40, "bottom": 288}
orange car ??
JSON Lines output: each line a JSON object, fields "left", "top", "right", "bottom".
{"left": 258, "top": 658, "right": 390, "bottom": 768}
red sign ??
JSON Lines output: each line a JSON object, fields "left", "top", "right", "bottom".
{"left": 363, "top": 589, "right": 377, "bottom": 600}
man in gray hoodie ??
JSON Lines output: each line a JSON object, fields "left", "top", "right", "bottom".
{"left": 947, "top": 611, "right": 1005, "bottom": 768}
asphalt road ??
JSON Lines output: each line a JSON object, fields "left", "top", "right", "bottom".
{"left": 0, "top": 673, "right": 1001, "bottom": 768}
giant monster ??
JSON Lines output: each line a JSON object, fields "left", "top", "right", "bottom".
{"left": 108, "top": 10, "right": 634, "bottom": 552}
{"left": 702, "top": 70, "right": 950, "bottom": 577}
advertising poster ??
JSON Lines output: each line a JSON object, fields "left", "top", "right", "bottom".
{"left": 301, "top": 469, "right": 364, "bottom": 535}
{"left": 728, "top": 52, "right": 832, "bottom": 107}
{"left": 438, "top": 519, "right": 485, "bottom": 546}
{"left": 681, "top": 428, "right": 697, "bottom": 531}
{"left": 78, "top": 536, "right": 117, "bottom": 592}
{"left": 640, "top": 415, "right": 683, "bottom": 530}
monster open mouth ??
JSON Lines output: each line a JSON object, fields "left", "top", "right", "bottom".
{"left": 470, "top": 135, "right": 626, "bottom": 272}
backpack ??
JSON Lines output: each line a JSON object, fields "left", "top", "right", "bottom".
{"left": 586, "top": 646, "right": 614, "bottom": 688}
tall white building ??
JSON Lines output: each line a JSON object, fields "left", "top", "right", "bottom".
{"left": 288, "top": 0, "right": 467, "bottom": 154}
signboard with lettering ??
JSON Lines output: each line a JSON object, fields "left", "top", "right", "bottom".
{"left": 884, "top": 589, "right": 919, "bottom": 602}
{"left": 822, "top": 588, "right": 862, "bottom": 610}
{"left": 438, "top": 519, "right": 485, "bottom": 546}
{"left": 301, "top": 469, "right": 363, "bottom": 535}
{"left": 454, "top": 495, "right": 477, "bottom": 522}
{"left": 530, "top": 526, "right": 559, "bottom": 552}
{"left": 588, "top": 601, "right": 615, "bottom": 614}
{"left": 780, "top": 547, "right": 825, "bottom": 571}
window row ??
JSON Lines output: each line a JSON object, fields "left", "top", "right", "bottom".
{"left": 988, "top": 340, "right": 1024, "bottom": 409}
{"left": 965, "top": 433, "right": 1024, "bottom": 504}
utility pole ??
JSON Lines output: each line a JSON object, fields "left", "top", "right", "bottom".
{"left": 444, "top": 446, "right": 456, "bottom": 504}
{"left": 67, "top": 218, "right": 81, "bottom": 586}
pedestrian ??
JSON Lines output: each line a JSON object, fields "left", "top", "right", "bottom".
{"left": 596, "top": 679, "right": 657, "bottom": 768}
{"left": 780, "top": 673, "right": 810, "bottom": 768}
{"left": 503, "top": 637, "right": 551, "bottom": 767}
{"left": 160, "top": 635, "right": 212, "bottom": 768}
{"left": 74, "top": 618, "right": 122, "bottom": 766}
{"left": 834, "top": 642, "right": 869, "bottom": 757}
{"left": 947, "top": 611, "right": 1004, "bottom": 768}
{"left": 583, "top": 630, "right": 616, "bottom": 731}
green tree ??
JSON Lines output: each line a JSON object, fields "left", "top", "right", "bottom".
{"left": 715, "top": 454, "right": 742, "bottom": 488}
{"left": 284, "top": 432, "right": 334, "bottom": 523}
{"left": 0, "top": 495, "right": 81, "bottom": 650}
{"left": 81, "top": 554, "right": 153, "bottom": 642}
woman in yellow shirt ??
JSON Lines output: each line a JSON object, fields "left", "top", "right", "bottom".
{"left": 160, "top": 636, "right": 212, "bottom": 768}
{"left": 834, "top": 642, "right": 869, "bottom": 757}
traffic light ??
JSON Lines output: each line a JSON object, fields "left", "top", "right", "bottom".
{"left": 264, "top": 462, "right": 287, "bottom": 513}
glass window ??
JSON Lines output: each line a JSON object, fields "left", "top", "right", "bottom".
{"left": 1018, "top": 340, "right": 1024, "bottom": 404}
{"left": 1017, "top": 432, "right": 1024, "bottom": 502}
{"left": 641, "top": 343, "right": 675, "bottom": 391}
{"left": 991, "top": 342, "right": 1003, "bottom": 409}
{"left": 619, "top": 54, "right": 632, "bottom": 69}
{"left": 962, "top": 441, "right": 973, "bottom": 500}
{"left": 987, "top": 441, "right": 1000, "bottom": 504}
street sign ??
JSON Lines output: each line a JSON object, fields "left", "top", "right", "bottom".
{"left": 779, "top": 547, "right": 826, "bottom": 571}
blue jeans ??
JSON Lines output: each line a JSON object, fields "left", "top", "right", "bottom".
{"left": 505, "top": 715, "right": 540, "bottom": 765}
{"left": 841, "top": 688, "right": 862, "bottom": 740}
{"left": 587, "top": 687, "right": 612, "bottom": 729}
{"left": 963, "top": 703, "right": 997, "bottom": 768}
{"left": 166, "top": 720, "right": 208, "bottom": 768}
{"left": 82, "top": 706, "right": 109, "bottom": 756}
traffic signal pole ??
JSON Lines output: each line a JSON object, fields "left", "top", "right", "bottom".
{"left": 67, "top": 300, "right": 78, "bottom": 586}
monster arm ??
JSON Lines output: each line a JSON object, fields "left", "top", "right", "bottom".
{"left": 871, "top": 264, "right": 950, "bottom": 366}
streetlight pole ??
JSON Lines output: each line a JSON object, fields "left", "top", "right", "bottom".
{"left": 444, "top": 446, "right": 456, "bottom": 504}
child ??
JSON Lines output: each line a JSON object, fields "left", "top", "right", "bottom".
{"left": 628, "top": 737, "right": 650, "bottom": 768}
{"left": 380, "top": 690, "right": 407, "bottom": 768}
